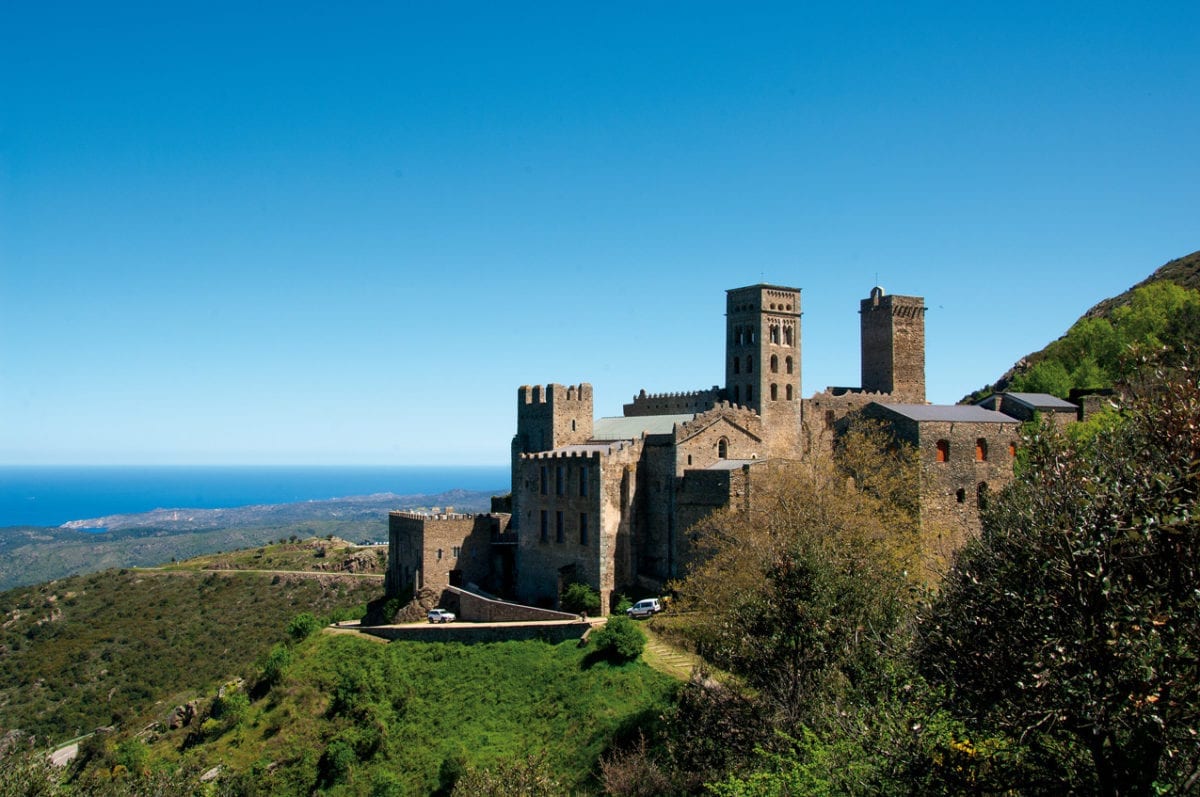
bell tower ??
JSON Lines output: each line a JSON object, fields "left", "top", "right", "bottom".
{"left": 725, "top": 284, "right": 802, "bottom": 455}
{"left": 860, "top": 286, "right": 926, "bottom": 402}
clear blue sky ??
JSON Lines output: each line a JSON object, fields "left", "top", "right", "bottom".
{"left": 2, "top": 2, "right": 1197, "bottom": 465}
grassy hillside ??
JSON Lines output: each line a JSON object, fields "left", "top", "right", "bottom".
{"left": 0, "top": 559, "right": 381, "bottom": 744}
{"left": 119, "top": 633, "right": 678, "bottom": 795}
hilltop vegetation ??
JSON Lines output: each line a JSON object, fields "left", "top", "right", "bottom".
{"left": 0, "top": 558, "right": 381, "bottom": 744}
{"left": 973, "top": 249, "right": 1200, "bottom": 399}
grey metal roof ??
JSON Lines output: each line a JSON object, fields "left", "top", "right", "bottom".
{"left": 876, "top": 403, "right": 1017, "bottom": 424}
{"left": 1005, "top": 392, "right": 1078, "bottom": 410}
{"left": 591, "top": 414, "right": 695, "bottom": 441}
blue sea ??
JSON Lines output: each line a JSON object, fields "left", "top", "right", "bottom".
{"left": 0, "top": 465, "right": 510, "bottom": 528}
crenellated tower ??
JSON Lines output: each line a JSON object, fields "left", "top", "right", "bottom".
{"left": 860, "top": 287, "right": 926, "bottom": 402}
{"left": 724, "top": 284, "right": 802, "bottom": 456}
{"left": 511, "top": 383, "right": 594, "bottom": 530}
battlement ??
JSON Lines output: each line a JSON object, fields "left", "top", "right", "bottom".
{"left": 518, "top": 383, "right": 592, "bottom": 405}
{"left": 519, "top": 444, "right": 627, "bottom": 461}
{"left": 624, "top": 386, "right": 722, "bottom": 417}
{"left": 389, "top": 510, "right": 496, "bottom": 522}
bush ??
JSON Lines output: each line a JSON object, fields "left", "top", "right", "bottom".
{"left": 287, "top": 612, "right": 322, "bottom": 642}
{"left": 590, "top": 616, "right": 645, "bottom": 662}
{"left": 257, "top": 643, "right": 292, "bottom": 688}
{"left": 561, "top": 582, "right": 601, "bottom": 615}
{"left": 612, "top": 594, "right": 633, "bottom": 615}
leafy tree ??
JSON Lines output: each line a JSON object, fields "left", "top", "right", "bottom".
{"left": 560, "top": 582, "right": 601, "bottom": 615}
{"left": 671, "top": 431, "right": 919, "bottom": 728}
{"left": 917, "top": 370, "right": 1200, "bottom": 796}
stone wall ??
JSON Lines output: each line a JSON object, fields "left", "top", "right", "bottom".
{"left": 386, "top": 511, "right": 509, "bottom": 597}
{"left": 515, "top": 441, "right": 642, "bottom": 614}
{"left": 444, "top": 585, "right": 580, "bottom": 622}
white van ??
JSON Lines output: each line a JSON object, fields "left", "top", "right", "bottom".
{"left": 626, "top": 598, "right": 662, "bottom": 619}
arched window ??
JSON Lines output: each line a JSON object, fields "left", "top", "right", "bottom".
{"left": 770, "top": 383, "right": 778, "bottom": 401}
{"left": 718, "top": 438, "right": 728, "bottom": 459}
{"left": 784, "top": 326, "right": 793, "bottom": 346}
{"left": 1009, "top": 442, "right": 1017, "bottom": 458}
{"left": 936, "top": 440, "right": 950, "bottom": 463}
{"left": 733, "top": 385, "right": 740, "bottom": 403}
{"left": 746, "top": 355, "right": 753, "bottom": 373}
{"left": 770, "top": 355, "right": 778, "bottom": 373}
{"left": 746, "top": 385, "right": 754, "bottom": 402}
{"left": 785, "top": 384, "right": 793, "bottom": 400}
{"left": 975, "top": 438, "right": 987, "bottom": 461}
{"left": 733, "top": 356, "right": 740, "bottom": 375}
{"left": 734, "top": 326, "right": 743, "bottom": 345}
{"left": 955, "top": 488, "right": 966, "bottom": 504}
{"left": 770, "top": 324, "right": 780, "bottom": 344}
{"left": 785, "top": 356, "right": 793, "bottom": 374}
{"left": 748, "top": 328, "right": 756, "bottom": 344}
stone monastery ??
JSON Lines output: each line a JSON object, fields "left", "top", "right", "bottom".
{"left": 385, "top": 283, "right": 1089, "bottom": 614}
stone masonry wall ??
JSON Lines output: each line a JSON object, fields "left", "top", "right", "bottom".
{"left": 386, "top": 512, "right": 507, "bottom": 595}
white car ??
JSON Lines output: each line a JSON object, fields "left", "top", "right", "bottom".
{"left": 427, "top": 608, "right": 456, "bottom": 624}
{"left": 626, "top": 598, "right": 662, "bottom": 619}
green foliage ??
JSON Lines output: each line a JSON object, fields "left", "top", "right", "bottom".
{"left": 1010, "top": 281, "right": 1200, "bottom": 396}
{"left": 135, "top": 633, "right": 676, "bottom": 794}
{"left": 0, "top": 568, "right": 380, "bottom": 743}
{"left": 612, "top": 594, "right": 633, "bottom": 615}
{"left": 450, "top": 751, "right": 563, "bottom": 797}
{"left": 560, "top": 582, "right": 601, "bottom": 615}
{"left": 917, "top": 371, "right": 1200, "bottom": 794}
{"left": 672, "top": 437, "right": 919, "bottom": 727}
{"left": 211, "top": 688, "right": 250, "bottom": 730}
{"left": 256, "top": 643, "right": 292, "bottom": 689}
{"left": 589, "top": 616, "right": 646, "bottom": 662}
{"left": 286, "top": 611, "right": 321, "bottom": 642}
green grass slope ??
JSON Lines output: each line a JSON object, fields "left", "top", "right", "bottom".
{"left": 138, "top": 632, "right": 678, "bottom": 795}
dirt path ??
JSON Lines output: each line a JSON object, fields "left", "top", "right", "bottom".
{"left": 137, "top": 566, "right": 383, "bottom": 580}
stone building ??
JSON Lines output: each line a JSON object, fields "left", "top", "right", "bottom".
{"left": 386, "top": 283, "right": 1079, "bottom": 613}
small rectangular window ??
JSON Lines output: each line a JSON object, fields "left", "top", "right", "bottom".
{"left": 555, "top": 511, "right": 564, "bottom": 543}
{"left": 579, "top": 513, "right": 588, "bottom": 545}
{"left": 540, "top": 510, "right": 548, "bottom": 542}
{"left": 556, "top": 465, "right": 565, "bottom": 495}
{"left": 540, "top": 465, "right": 548, "bottom": 495}
{"left": 452, "top": 546, "right": 461, "bottom": 558}
{"left": 579, "top": 466, "right": 588, "bottom": 497}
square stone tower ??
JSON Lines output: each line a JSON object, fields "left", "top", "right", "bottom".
{"left": 725, "top": 285, "right": 802, "bottom": 455}
{"left": 860, "top": 287, "right": 926, "bottom": 402}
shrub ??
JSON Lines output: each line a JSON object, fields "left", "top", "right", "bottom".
{"left": 287, "top": 612, "right": 322, "bottom": 642}
{"left": 590, "top": 616, "right": 645, "bottom": 662}
{"left": 561, "top": 582, "right": 601, "bottom": 615}
{"left": 257, "top": 643, "right": 292, "bottom": 688}
{"left": 612, "top": 594, "right": 633, "bottom": 615}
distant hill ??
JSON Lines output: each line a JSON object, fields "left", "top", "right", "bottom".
{"left": 0, "top": 489, "right": 494, "bottom": 592}
{"left": 968, "top": 249, "right": 1200, "bottom": 400}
